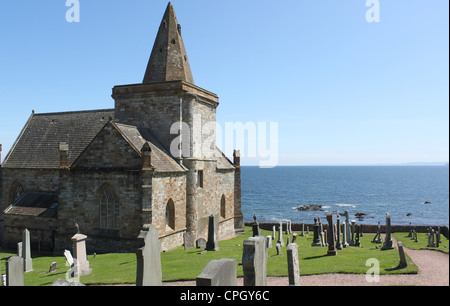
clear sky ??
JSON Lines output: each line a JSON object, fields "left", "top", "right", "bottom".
{"left": 0, "top": 0, "right": 448, "bottom": 166}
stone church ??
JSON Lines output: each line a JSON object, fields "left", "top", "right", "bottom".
{"left": 0, "top": 2, "right": 244, "bottom": 253}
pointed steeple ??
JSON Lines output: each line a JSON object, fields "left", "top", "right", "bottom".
{"left": 143, "top": 2, "right": 194, "bottom": 84}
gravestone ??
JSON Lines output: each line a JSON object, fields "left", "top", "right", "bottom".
{"left": 326, "top": 213, "right": 337, "bottom": 256}
{"left": 336, "top": 215, "right": 343, "bottom": 250}
{"left": 276, "top": 243, "right": 282, "bottom": 255}
{"left": 196, "top": 258, "right": 237, "bottom": 286}
{"left": 196, "top": 238, "right": 207, "bottom": 249}
{"left": 354, "top": 224, "right": 361, "bottom": 247}
{"left": 184, "top": 232, "right": 195, "bottom": 250}
{"left": 287, "top": 243, "right": 300, "bottom": 286}
{"left": 344, "top": 210, "right": 351, "bottom": 245}
{"left": 266, "top": 235, "right": 272, "bottom": 248}
{"left": 342, "top": 221, "right": 348, "bottom": 248}
{"left": 206, "top": 215, "right": 220, "bottom": 251}
{"left": 272, "top": 225, "right": 276, "bottom": 240}
{"left": 71, "top": 233, "right": 92, "bottom": 276}
{"left": 242, "top": 236, "right": 267, "bottom": 286}
{"left": 252, "top": 215, "right": 260, "bottom": 237}
{"left": 372, "top": 221, "right": 383, "bottom": 244}
{"left": 6, "top": 256, "right": 24, "bottom": 286}
{"left": 136, "top": 224, "right": 162, "bottom": 286}
{"left": 349, "top": 220, "right": 356, "bottom": 246}
{"left": 311, "top": 218, "right": 322, "bottom": 247}
{"left": 64, "top": 249, "right": 74, "bottom": 267}
{"left": 277, "top": 222, "right": 285, "bottom": 247}
{"left": 22, "top": 229, "right": 33, "bottom": 272}
{"left": 17, "top": 242, "right": 22, "bottom": 257}
{"left": 292, "top": 232, "right": 298, "bottom": 244}
{"left": 397, "top": 241, "right": 407, "bottom": 269}
{"left": 381, "top": 212, "right": 394, "bottom": 250}
{"left": 49, "top": 262, "right": 57, "bottom": 273}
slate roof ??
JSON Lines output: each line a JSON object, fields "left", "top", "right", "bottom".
{"left": 3, "top": 109, "right": 234, "bottom": 172}
{"left": 3, "top": 109, "right": 114, "bottom": 169}
{"left": 4, "top": 192, "right": 58, "bottom": 217}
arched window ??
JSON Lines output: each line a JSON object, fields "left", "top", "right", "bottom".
{"left": 99, "top": 185, "right": 119, "bottom": 230}
{"left": 10, "top": 181, "right": 25, "bottom": 204}
{"left": 166, "top": 199, "right": 175, "bottom": 230}
{"left": 220, "top": 195, "right": 226, "bottom": 219}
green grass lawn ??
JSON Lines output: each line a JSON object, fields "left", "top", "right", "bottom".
{"left": 393, "top": 232, "right": 449, "bottom": 254}
{"left": 1, "top": 226, "right": 418, "bottom": 286}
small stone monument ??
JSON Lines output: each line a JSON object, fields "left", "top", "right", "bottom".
{"left": 277, "top": 221, "right": 285, "bottom": 247}
{"left": 381, "top": 212, "right": 394, "bottom": 250}
{"left": 136, "top": 224, "right": 162, "bottom": 286}
{"left": 22, "top": 229, "right": 33, "bottom": 272}
{"left": 397, "top": 241, "right": 408, "bottom": 269}
{"left": 287, "top": 243, "right": 300, "bottom": 286}
{"left": 311, "top": 218, "right": 322, "bottom": 247}
{"left": 71, "top": 232, "right": 92, "bottom": 276}
{"left": 196, "top": 258, "right": 237, "bottom": 286}
{"left": 336, "top": 215, "right": 343, "bottom": 250}
{"left": 206, "top": 214, "right": 220, "bottom": 251}
{"left": 326, "top": 213, "right": 337, "bottom": 256}
{"left": 6, "top": 256, "right": 24, "bottom": 286}
{"left": 252, "top": 215, "right": 260, "bottom": 237}
{"left": 242, "top": 236, "right": 267, "bottom": 286}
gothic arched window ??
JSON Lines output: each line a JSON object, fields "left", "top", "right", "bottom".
{"left": 10, "top": 181, "right": 25, "bottom": 204}
{"left": 166, "top": 199, "right": 175, "bottom": 230}
{"left": 220, "top": 195, "right": 226, "bottom": 219}
{"left": 99, "top": 185, "right": 119, "bottom": 230}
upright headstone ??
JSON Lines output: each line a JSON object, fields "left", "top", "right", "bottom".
{"left": 292, "top": 232, "right": 298, "bottom": 244}
{"left": 242, "top": 236, "right": 267, "bottom": 286}
{"left": 344, "top": 210, "right": 351, "bottom": 245}
{"left": 311, "top": 218, "right": 322, "bottom": 247}
{"left": 287, "top": 243, "right": 300, "bottom": 286}
{"left": 326, "top": 213, "right": 337, "bottom": 256}
{"left": 277, "top": 222, "right": 285, "bottom": 247}
{"left": 276, "top": 243, "right": 282, "bottom": 255}
{"left": 349, "top": 220, "right": 356, "bottom": 246}
{"left": 196, "top": 258, "right": 237, "bottom": 286}
{"left": 336, "top": 215, "right": 343, "bottom": 250}
{"left": 342, "top": 221, "right": 348, "bottom": 248}
{"left": 64, "top": 249, "right": 74, "bottom": 267}
{"left": 252, "top": 215, "right": 260, "bottom": 237}
{"left": 206, "top": 215, "right": 220, "bottom": 251}
{"left": 272, "top": 225, "right": 276, "bottom": 240}
{"left": 71, "top": 233, "right": 92, "bottom": 276}
{"left": 6, "top": 256, "right": 24, "bottom": 286}
{"left": 266, "top": 235, "right": 272, "bottom": 248}
{"left": 49, "top": 262, "right": 57, "bottom": 273}
{"left": 381, "top": 212, "right": 394, "bottom": 250}
{"left": 22, "top": 229, "right": 33, "bottom": 272}
{"left": 136, "top": 224, "right": 162, "bottom": 286}
{"left": 397, "top": 241, "right": 407, "bottom": 269}
{"left": 354, "top": 224, "right": 361, "bottom": 247}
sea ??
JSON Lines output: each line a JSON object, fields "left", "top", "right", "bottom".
{"left": 241, "top": 166, "right": 449, "bottom": 226}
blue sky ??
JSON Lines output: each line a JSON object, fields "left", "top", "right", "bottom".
{"left": 0, "top": 0, "right": 448, "bottom": 166}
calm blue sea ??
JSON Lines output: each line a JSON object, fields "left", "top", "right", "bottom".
{"left": 241, "top": 166, "right": 449, "bottom": 226}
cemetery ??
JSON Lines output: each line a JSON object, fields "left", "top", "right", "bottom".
{"left": 2, "top": 212, "right": 448, "bottom": 286}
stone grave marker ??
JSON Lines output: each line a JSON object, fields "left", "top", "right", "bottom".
{"left": 6, "top": 256, "right": 24, "bottom": 286}
{"left": 22, "top": 229, "right": 33, "bottom": 272}
{"left": 136, "top": 224, "right": 162, "bottom": 286}
{"left": 206, "top": 215, "right": 220, "bottom": 251}
{"left": 72, "top": 233, "right": 92, "bottom": 276}
{"left": 381, "top": 212, "right": 394, "bottom": 250}
{"left": 326, "top": 213, "right": 337, "bottom": 255}
{"left": 242, "top": 236, "right": 267, "bottom": 286}
{"left": 397, "top": 241, "right": 407, "bottom": 269}
{"left": 287, "top": 243, "right": 300, "bottom": 286}
{"left": 196, "top": 258, "right": 237, "bottom": 286}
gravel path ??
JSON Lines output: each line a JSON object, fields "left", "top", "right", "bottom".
{"left": 163, "top": 235, "right": 449, "bottom": 286}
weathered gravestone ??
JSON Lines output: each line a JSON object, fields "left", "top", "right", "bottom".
{"left": 6, "top": 256, "right": 24, "bottom": 286}
{"left": 287, "top": 243, "right": 300, "bottom": 286}
{"left": 206, "top": 215, "right": 220, "bottom": 251}
{"left": 311, "top": 218, "right": 322, "bottom": 247}
{"left": 336, "top": 215, "right": 343, "bottom": 250}
{"left": 252, "top": 215, "right": 261, "bottom": 237}
{"left": 49, "top": 262, "right": 57, "bottom": 273}
{"left": 196, "top": 258, "right": 237, "bottom": 286}
{"left": 277, "top": 221, "right": 285, "bottom": 247}
{"left": 136, "top": 224, "right": 162, "bottom": 286}
{"left": 22, "top": 229, "right": 33, "bottom": 272}
{"left": 71, "top": 233, "right": 92, "bottom": 276}
{"left": 242, "top": 236, "right": 267, "bottom": 286}
{"left": 381, "top": 212, "right": 394, "bottom": 250}
{"left": 326, "top": 213, "right": 337, "bottom": 256}
{"left": 397, "top": 241, "right": 408, "bottom": 269}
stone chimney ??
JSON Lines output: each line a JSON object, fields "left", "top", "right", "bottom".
{"left": 141, "top": 142, "right": 153, "bottom": 170}
{"left": 233, "top": 150, "right": 240, "bottom": 167}
{"left": 59, "top": 142, "right": 69, "bottom": 169}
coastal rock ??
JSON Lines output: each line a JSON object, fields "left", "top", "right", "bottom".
{"left": 296, "top": 205, "right": 323, "bottom": 211}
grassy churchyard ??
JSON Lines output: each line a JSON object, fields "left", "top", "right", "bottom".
{"left": 3, "top": 226, "right": 446, "bottom": 286}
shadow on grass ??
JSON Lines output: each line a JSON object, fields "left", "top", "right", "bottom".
{"left": 303, "top": 254, "right": 329, "bottom": 260}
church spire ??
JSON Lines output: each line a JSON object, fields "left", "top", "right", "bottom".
{"left": 143, "top": 2, "right": 194, "bottom": 84}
